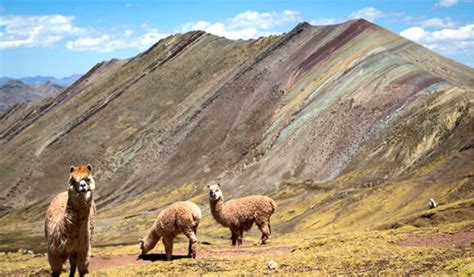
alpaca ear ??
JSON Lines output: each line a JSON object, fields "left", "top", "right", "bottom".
{"left": 87, "top": 164, "right": 92, "bottom": 171}
{"left": 207, "top": 184, "right": 210, "bottom": 188}
{"left": 217, "top": 182, "right": 221, "bottom": 188}
{"left": 69, "top": 166, "right": 75, "bottom": 173}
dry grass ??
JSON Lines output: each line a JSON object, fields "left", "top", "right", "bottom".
{"left": 1, "top": 223, "right": 472, "bottom": 275}
{"left": 1, "top": 177, "right": 473, "bottom": 275}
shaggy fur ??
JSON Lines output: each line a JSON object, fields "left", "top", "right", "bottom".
{"left": 140, "top": 201, "right": 201, "bottom": 261}
{"left": 45, "top": 165, "right": 96, "bottom": 277}
{"left": 208, "top": 183, "right": 276, "bottom": 246}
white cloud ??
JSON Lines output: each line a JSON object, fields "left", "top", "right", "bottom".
{"left": 431, "top": 24, "right": 474, "bottom": 41}
{"left": 0, "top": 15, "right": 88, "bottom": 49}
{"left": 138, "top": 29, "right": 167, "bottom": 48}
{"left": 228, "top": 10, "right": 301, "bottom": 30}
{"left": 309, "top": 18, "right": 345, "bottom": 26}
{"left": 310, "top": 7, "right": 403, "bottom": 26}
{"left": 436, "top": 0, "right": 459, "bottom": 7}
{"left": 65, "top": 9, "right": 298, "bottom": 52}
{"left": 419, "top": 17, "right": 457, "bottom": 28}
{"left": 400, "top": 27, "right": 427, "bottom": 42}
{"left": 180, "top": 10, "right": 302, "bottom": 40}
{"left": 349, "top": 7, "right": 385, "bottom": 22}
{"left": 0, "top": 14, "right": 168, "bottom": 52}
{"left": 66, "top": 35, "right": 110, "bottom": 51}
{"left": 65, "top": 28, "right": 168, "bottom": 52}
{"left": 0, "top": 10, "right": 300, "bottom": 52}
{"left": 400, "top": 24, "right": 474, "bottom": 54}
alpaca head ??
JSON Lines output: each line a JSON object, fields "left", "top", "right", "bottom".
{"left": 207, "top": 183, "right": 223, "bottom": 201}
{"left": 139, "top": 237, "right": 157, "bottom": 255}
{"left": 68, "top": 164, "right": 95, "bottom": 203}
{"left": 139, "top": 239, "right": 147, "bottom": 255}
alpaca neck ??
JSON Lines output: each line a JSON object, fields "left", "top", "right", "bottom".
{"left": 210, "top": 198, "right": 228, "bottom": 227}
{"left": 143, "top": 225, "right": 161, "bottom": 253}
{"left": 66, "top": 192, "right": 92, "bottom": 226}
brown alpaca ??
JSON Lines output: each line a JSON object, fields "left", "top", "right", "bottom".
{"left": 208, "top": 183, "right": 276, "bottom": 246}
{"left": 140, "top": 201, "right": 201, "bottom": 261}
{"left": 45, "top": 165, "right": 96, "bottom": 277}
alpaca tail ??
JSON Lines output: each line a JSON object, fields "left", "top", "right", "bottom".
{"left": 269, "top": 199, "right": 276, "bottom": 234}
{"left": 269, "top": 198, "right": 277, "bottom": 213}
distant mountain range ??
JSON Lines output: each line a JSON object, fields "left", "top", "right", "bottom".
{"left": 0, "top": 80, "right": 65, "bottom": 114}
{"left": 0, "top": 74, "right": 82, "bottom": 87}
{"left": 0, "top": 74, "right": 82, "bottom": 114}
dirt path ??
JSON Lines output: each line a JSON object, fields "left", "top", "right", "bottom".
{"left": 90, "top": 245, "right": 293, "bottom": 271}
{"left": 399, "top": 231, "right": 474, "bottom": 247}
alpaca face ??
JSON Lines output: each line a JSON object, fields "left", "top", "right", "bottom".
{"left": 139, "top": 239, "right": 147, "bottom": 255}
{"left": 207, "top": 183, "right": 223, "bottom": 200}
{"left": 69, "top": 164, "right": 95, "bottom": 201}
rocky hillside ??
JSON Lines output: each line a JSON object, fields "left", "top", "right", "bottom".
{"left": 0, "top": 19, "right": 473, "bottom": 233}
{"left": 0, "top": 80, "right": 65, "bottom": 114}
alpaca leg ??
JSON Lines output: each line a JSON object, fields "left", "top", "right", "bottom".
{"left": 163, "top": 236, "right": 174, "bottom": 261}
{"left": 183, "top": 229, "right": 198, "bottom": 259}
{"left": 237, "top": 228, "right": 244, "bottom": 246}
{"left": 190, "top": 237, "right": 197, "bottom": 259}
{"left": 191, "top": 224, "right": 199, "bottom": 250}
{"left": 257, "top": 222, "right": 271, "bottom": 244}
{"left": 69, "top": 253, "right": 77, "bottom": 277}
{"left": 76, "top": 251, "right": 90, "bottom": 277}
{"left": 48, "top": 252, "right": 65, "bottom": 277}
{"left": 230, "top": 228, "right": 238, "bottom": 246}
{"left": 188, "top": 240, "right": 192, "bottom": 258}
{"left": 186, "top": 226, "right": 193, "bottom": 257}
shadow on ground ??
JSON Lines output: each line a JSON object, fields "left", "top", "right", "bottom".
{"left": 138, "top": 253, "right": 190, "bottom": 262}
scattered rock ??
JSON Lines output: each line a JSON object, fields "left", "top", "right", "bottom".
{"left": 17, "top": 248, "right": 34, "bottom": 255}
{"left": 268, "top": 260, "right": 279, "bottom": 270}
{"left": 429, "top": 198, "right": 437, "bottom": 209}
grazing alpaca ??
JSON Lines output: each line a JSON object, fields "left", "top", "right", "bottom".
{"left": 140, "top": 201, "right": 201, "bottom": 261}
{"left": 45, "top": 164, "right": 96, "bottom": 277}
{"left": 208, "top": 183, "right": 276, "bottom": 246}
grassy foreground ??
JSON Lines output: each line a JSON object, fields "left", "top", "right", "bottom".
{"left": 1, "top": 221, "right": 473, "bottom": 276}
{"left": 1, "top": 182, "right": 473, "bottom": 275}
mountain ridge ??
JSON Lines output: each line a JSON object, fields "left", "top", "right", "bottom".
{"left": 0, "top": 19, "right": 472, "bottom": 235}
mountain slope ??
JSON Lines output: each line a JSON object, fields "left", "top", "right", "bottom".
{"left": 0, "top": 19, "right": 472, "bottom": 236}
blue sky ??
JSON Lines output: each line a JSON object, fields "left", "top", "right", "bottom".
{"left": 1, "top": 0, "right": 473, "bottom": 78}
